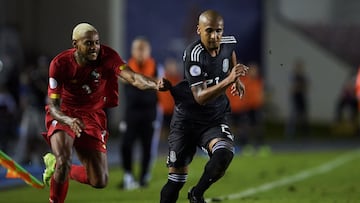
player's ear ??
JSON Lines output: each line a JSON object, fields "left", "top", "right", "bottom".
{"left": 196, "top": 25, "right": 201, "bottom": 35}
{"left": 72, "top": 40, "right": 77, "bottom": 48}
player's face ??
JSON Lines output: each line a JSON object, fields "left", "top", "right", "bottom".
{"left": 75, "top": 31, "right": 100, "bottom": 62}
{"left": 198, "top": 18, "right": 224, "bottom": 52}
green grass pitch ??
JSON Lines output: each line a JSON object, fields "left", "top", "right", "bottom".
{"left": 0, "top": 149, "right": 359, "bottom": 203}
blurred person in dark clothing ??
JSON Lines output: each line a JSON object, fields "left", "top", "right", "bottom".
{"left": 0, "top": 85, "right": 17, "bottom": 154}
{"left": 285, "top": 59, "right": 309, "bottom": 138}
{"left": 120, "top": 37, "right": 158, "bottom": 189}
{"left": 14, "top": 56, "right": 49, "bottom": 165}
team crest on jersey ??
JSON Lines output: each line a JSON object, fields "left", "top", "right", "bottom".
{"left": 91, "top": 70, "right": 100, "bottom": 83}
{"left": 82, "top": 84, "right": 92, "bottom": 94}
{"left": 222, "top": 58, "right": 229, "bottom": 73}
{"left": 190, "top": 65, "right": 201, "bottom": 76}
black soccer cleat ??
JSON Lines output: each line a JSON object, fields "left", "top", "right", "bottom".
{"left": 188, "top": 187, "right": 206, "bottom": 203}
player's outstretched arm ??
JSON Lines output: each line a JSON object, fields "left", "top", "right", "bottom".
{"left": 119, "top": 65, "right": 171, "bottom": 91}
{"left": 48, "top": 98, "right": 84, "bottom": 137}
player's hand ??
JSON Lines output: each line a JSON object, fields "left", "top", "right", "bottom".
{"left": 65, "top": 117, "right": 85, "bottom": 137}
{"left": 230, "top": 80, "right": 245, "bottom": 98}
{"left": 228, "top": 64, "right": 249, "bottom": 83}
{"left": 157, "top": 78, "right": 172, "bottom": 91}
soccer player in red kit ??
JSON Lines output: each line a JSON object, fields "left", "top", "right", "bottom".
{"left": 42, "top": 23, "right": 170, "bottom": 203}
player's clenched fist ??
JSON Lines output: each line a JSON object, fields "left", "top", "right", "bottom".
{"left": 157, "top": 78, "right": 172, "bottom": 91}
{"left": 228, "top": 64, "right": 249, "bottom": 83}
{"left": 234, "top": 63, "right": 249, "bottom": 76}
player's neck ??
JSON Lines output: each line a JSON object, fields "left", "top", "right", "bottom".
{"left": 206, "top": 47, "right": 220, "bottom": 57}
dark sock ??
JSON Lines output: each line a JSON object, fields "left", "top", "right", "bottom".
{"left": 160, "top": 173, "right": 187, "bottom": 203}
{"left": 193, "top": 148, "right": 234, "bottom": 198}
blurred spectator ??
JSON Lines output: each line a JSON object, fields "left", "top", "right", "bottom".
{"left": 157, "top": 57, "right": 182, "bottom": 139}
{"left": 226, "top": 63, "right": 269, "bottom": 156}
{"left": 285, "top": 59, "right": 309, "bottom": 138}
{"left": 0, "top": 26, "right": 24, "bottom": 156}
{"left": 0, "top": 26, "right": 23, "bottom": 104}
{"left": 14, "top": 55, "right": 49, "bottom": 165}
{"left": 119, "top": 37, "right": 158, "bottom": 189}
{"left": 333, "top": 71, "right": 358, "bottom": 135}
{"left": 355, "top": 66, "right": 360, "bottom": 110}
{"left": 0, "top": 84, "right": 17, "bottom": 154}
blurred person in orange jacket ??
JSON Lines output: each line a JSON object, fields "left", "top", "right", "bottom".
{"left": 226, "top": 63, "right": 268, "bottom": 156}
{"left": 157, "top": 58, "right": 182, "bottom": 139}
{"left": 119, "top": 37, "right": 159, "bottom": 189}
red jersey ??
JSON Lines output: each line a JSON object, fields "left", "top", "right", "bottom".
{"left": 47, "top": 45, "right": 125, "bottom": 111}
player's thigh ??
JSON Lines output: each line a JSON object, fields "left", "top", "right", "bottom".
{"left": 167, "top": 132, "right": 197, "bottom": 168}
{"left": 200, "top": 123, "right": 234, "bottom": 152}
{"left": 50, "top": 131, "right": 74, "bottom": 158}
{"left": 76, "top": 149, "right": 108, "bottom": 186}
{"left": 76, "top": 149, "right": 108, "bottom": 175}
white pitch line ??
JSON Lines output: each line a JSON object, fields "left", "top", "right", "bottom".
{"left": 207, "top": 149, "right": 360, "bottom": 202}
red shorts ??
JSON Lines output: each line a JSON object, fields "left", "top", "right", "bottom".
{"left": 44, "top": 107, "right": 108, "bottom": 153}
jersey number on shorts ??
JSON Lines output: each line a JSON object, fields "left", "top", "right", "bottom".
{"left": 221, "top": 124, "right": 234, "bottom": 141}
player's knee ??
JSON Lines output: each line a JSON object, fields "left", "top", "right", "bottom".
{"left": 207, "top": 140, "right": 234, "bottom": 180}
{"left": 169, "top": 166, "right": 188, "bottom": 174}
{"left": 214, "top": 148, "right": 234, "bottom": 169}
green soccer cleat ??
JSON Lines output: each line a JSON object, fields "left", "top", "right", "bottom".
{"left": 43, "top": 153, "right": 56, "bottom": 186}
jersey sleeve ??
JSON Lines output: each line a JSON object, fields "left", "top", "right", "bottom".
{"left": 183, "top": 48, "right": 205, "bottom": 87}
{"left": 112, "top": 53, "right": 126, "bottom": 76}
{"left": 104, "top": 48, "right": 126, "bottom": 108}
{"left": 47, "top": 59, "right": 64, "bottom": 100}
{"left": 221, "top": 36, "right": 237, "bottom": 69}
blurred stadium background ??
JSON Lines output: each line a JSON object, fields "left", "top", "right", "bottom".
{"left": 0, "top": 0, "right": 360, "bottom": 202}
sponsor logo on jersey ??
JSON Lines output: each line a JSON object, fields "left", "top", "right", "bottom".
{"left": 222, "top": 58, "right": 229, "bottom": 73}
{"left": 189, "top": 65, "right": 201, "bottom": 76}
